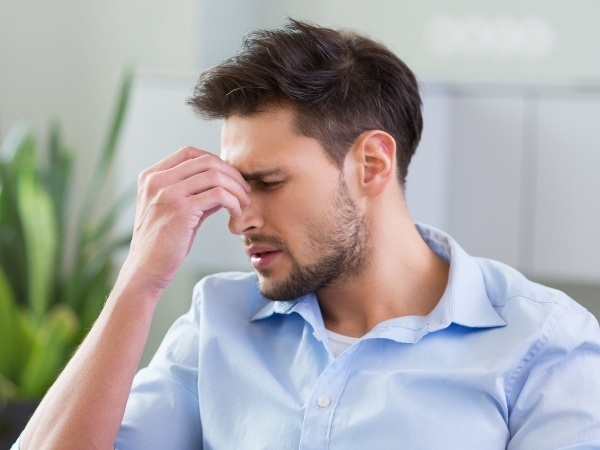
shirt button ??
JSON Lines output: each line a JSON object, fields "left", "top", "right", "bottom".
{"left": 317, "top": 396, "right": 331, "bottom": 408}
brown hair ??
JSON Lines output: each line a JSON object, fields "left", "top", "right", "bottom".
{"left": 187, "top": 19, "right": 422, "bottom": 185}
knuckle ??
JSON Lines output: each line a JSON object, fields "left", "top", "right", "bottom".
{"left": 153, "top": 186, "right": 169, "bottom": 203}
{"left": 178, "top": 146, "right": 201, "bottom": 158}
{"left": 204, "top": 168, "right": 222, "bottom": 183}
{"left": 209, "top": 186, "right": 230, "bottom": 204}
{"left": 212, "top": 186, "right": 226, "bottom": 199}
{"left": 199, "top": 152, "right": 219, "bottom": 166}
{"left": 138, "top": 168, "right": 151, "bottom": 186}
{"left": 143, "top": 172, "right": 162, "bottom": 194}
{"left": 155, "top": 186, "right": 180, "bottom": 207}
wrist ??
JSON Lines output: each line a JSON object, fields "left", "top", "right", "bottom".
{"left": 111, "top": 261, "right": 168, "bottom": 308}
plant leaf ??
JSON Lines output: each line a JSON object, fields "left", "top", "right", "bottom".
{"left": 0, "top": 372, "right": 17, "bottom": 401}
{"left": 0, "top": 267, "right": 20, "bottom": 381}
{"left": 64, "top": 233, "right": 130, "bottom": 314}
{"left": 0, "top": 72, "right": 134, "bottom": 401}
{"left": 99, "top": 68, "right": 134, "bottom": 177}
{"left": 77, "top": 69, "right": 133, "bottom": 241}
{"left": 0, "top": 267, "right": 34, "bottom": 401}
{"left": 0, "top": 122, "right": 29, "bottom": 162}
{"left": 45, "top": 122, "right": 73, "bottom": 243}
{"left": 0, "top": 128, "right": 37, "bottom": 307}
{"left": 16, "top": 170, "right": 58, "bottom": 321}
{"left": 18, "top": 305, "right": 79, "bottom": 399}
{"left": 85, "top": 184, "right": 135, "bottom": 246}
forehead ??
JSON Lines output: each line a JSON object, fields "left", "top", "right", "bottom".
{"left": 220, "top": 108, "right": 334, "bottom": 174}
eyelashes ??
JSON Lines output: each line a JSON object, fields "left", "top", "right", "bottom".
{"left": 253, "top": 179, "right": 287, "bottom": 190}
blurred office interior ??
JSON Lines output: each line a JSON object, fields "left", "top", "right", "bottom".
{"left": 1, "top": 0, "right": 599, "bottom": 366}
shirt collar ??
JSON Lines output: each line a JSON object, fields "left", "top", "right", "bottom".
{"left": 414, "top": 223, "right": 507, "bottom": 331}
{"left": 251, "top": 223, "right": 506, "bottom": 336}
{"left": 251, "top": 292, "right": 317, "bottom": 322}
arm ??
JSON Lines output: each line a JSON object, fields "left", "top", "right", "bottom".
{"left": 19, "top": 147, "right": 250, "bottom": 450}
{"left": 507, "top": 308, "right": 600, "bottom": 449}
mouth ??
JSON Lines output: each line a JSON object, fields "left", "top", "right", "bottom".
{"left": 246, "top": 245, "right": 283, "bottom": 269}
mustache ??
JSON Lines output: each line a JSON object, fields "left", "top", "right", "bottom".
{"left": 242, "top": 234, "right": 290, "bottom": 253}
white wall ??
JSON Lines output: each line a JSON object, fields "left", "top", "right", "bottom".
{"left": 3, "top": 0, "right": 600, "bottom": 365}
{"left": 267, "top": 0, "right": 600, "bottom": 85}
{"left": 0, "top": 0, "right": 197, "bottom": 163}
{"left": 4, "top": 0, "right": 600, "bottom": 205}
{"left": 4, "top": 0, "right": 600, "bottom": 182}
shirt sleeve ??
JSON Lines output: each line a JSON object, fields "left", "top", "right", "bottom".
{"left": 508, "top": 307, "right": 600, "bottom": 450}
{"left": 115, "top": 294, "right": 202, "bottom": 450}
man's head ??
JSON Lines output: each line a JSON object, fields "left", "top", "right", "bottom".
{"left": 221, "top": 108, "right": 372, "bottom": 300}
{"left": 187, "top": 18, "right": 422, "bottom": 186}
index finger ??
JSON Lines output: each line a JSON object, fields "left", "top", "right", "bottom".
{"left": 190, "top": 153, "right": 251, "bottom": 193}
{"left": 146, "top": 146, "right": 209, "bottom": 173}
{"left": 145, "top": 147, "right": 251, "bottom": 193}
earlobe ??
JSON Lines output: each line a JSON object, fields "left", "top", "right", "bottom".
{"left": 352, "top": 130, "right": 396, "bottom": 196}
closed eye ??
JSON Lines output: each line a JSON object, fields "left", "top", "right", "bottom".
{"left": 242, "top": 168, "right": 290, "bottom": 191}
{"left": 254, "top": 180, "right": 285, "bottom": 190}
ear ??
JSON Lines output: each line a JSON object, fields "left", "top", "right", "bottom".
{"left": 347, "top": 130, "right": 396, "bottom": 196}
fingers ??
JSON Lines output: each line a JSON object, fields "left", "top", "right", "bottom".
{"left": 139, "top": 147, "right": 250, "bottom": 193}
{"left": 137, "top": 146, "right": 251, "bottom": 222}
{"left": 125, "top": 146, "right": 251, "bottom": 291}
{"left": 191, "top": 185, "right": 247, "bottom": 219}
{"left": 181, "top": 170, "right": 251, "bottom": 213}
{"left": 141, "top": 146, "right": 207, "bottom": 174}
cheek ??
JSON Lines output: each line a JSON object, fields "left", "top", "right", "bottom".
{"left": 267, "top": 198, "right": 310, "bottom": 240}
{"left": 287, "top": 196, "right": 335, "bottom": 252}
{"left": 261, "top": 176, "right": 340, "bottom": 240}
{"left": 264, "top": 192, "right": 325, "bottom": 247}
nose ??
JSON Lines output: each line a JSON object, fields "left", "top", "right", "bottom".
{"left": 228, "top": 197, "right": 264, "bottom": 235}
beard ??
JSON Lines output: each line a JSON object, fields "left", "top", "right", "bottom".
{"left": 244, "top": 176, "right": 371, "bottom": 301}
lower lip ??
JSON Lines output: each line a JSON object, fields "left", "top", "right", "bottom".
{"left": 250, "top": 251, "right": 282, "bottom": 269}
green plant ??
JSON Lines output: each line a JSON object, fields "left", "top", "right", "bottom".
{"left": 0, "top": 72, "right": 134, "bottom": 401}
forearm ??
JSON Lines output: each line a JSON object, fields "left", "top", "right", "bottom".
{"left": 18, "top": 147, "right": 250, "bottom": 449}
{"left": 21, "top": 274, "right": 161, "bottom": 450}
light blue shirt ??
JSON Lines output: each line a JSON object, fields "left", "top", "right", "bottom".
{"left": 12, "top": 225, "right": 600, "bottom": 449}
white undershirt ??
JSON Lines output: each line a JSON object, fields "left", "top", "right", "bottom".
{"left": 325, "top": 329, "right": 360, "bottom": 358}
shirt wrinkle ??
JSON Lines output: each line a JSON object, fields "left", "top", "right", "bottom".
{"left": 107, "top": 223, "right": 600, "bottom": 450}
{"left": 505, "top": 306, "right": 570, "bottom": 411}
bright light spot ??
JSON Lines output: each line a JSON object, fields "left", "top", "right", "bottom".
{"left": 425, "top": 14, "right": 556, "bottom": 60}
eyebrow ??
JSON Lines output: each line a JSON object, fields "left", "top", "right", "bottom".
{"left": 240, "top": 168, "right": 290, "bottom": 182}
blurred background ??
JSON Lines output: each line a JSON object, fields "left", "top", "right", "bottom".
{"left": 1, "top": 0, "right": 599, "bottom": 367}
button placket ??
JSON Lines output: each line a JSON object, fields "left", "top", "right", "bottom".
{"left": 300, "top": 344, "right": 361, "bottom": 450}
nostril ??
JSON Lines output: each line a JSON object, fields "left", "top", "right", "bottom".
{"left": 228, "top": 216, "right": 257, "bottom": 235}
{"left": 227, "top": 203, "right": 263, "bottom": 235}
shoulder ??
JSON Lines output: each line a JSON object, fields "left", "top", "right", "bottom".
{"left": 194, "top": 270, "right": 259, "bottom": 295}
{"left": 476, "top": 257, "right": 589, "bottom": 314}
{"left": 475, "top": 257, "right": 599, "bottom": 354}
{"left": 191, "top": 271, "right": 269, "bottom": 321}
{"left": 474, "top": 261, "right": 600, "bottom": 445}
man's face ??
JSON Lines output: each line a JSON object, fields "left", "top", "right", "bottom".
{"left": 221, "top": 108, "right": 370, "bottom": 301}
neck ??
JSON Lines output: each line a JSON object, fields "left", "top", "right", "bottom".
{"left": 316, "top": 201, "right": 449, "bottom": 338}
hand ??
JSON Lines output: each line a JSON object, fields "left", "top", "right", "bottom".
{"left": 120, "top": 146, "right": 251, "bottom": 294}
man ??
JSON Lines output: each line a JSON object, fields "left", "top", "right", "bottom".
{"left": 17, "top": 19, "right": 600, "bottom": 449}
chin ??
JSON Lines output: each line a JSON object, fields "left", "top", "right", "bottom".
{"left": 256, "top": 274, "right": 282, "bottom": 301}
{"left": 257, "top": 272, "right": 322, "bottom": 302}
{"left": 256, "top": 276, "right": 296, "bottom": 301}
